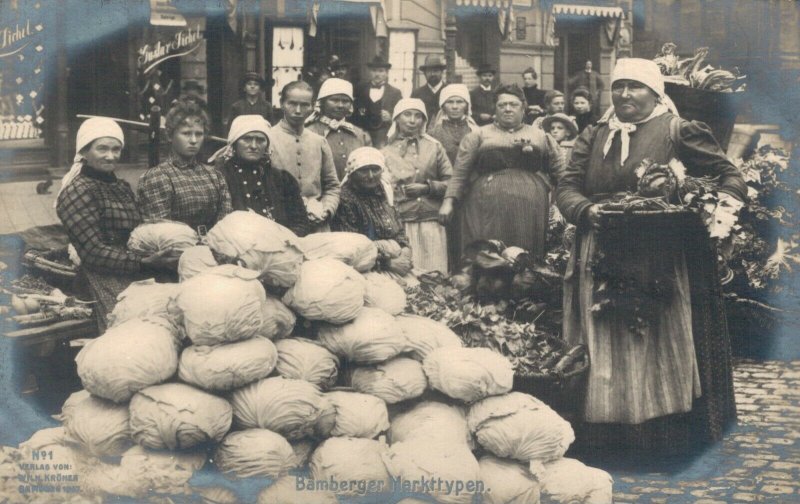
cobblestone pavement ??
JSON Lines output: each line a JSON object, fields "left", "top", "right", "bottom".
{"left": 605, "top": 359, "right": 800, "bottom": 503}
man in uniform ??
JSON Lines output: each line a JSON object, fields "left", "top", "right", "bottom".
{"left": 352, "top": 56, "right": 403, "bottom": 148}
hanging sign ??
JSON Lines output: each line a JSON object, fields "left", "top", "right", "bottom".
{"left": 137, "top": 23, "right": 202, "bottom": 75}
{"left": 149, "top": 0, "right": 187, "bottom": 27}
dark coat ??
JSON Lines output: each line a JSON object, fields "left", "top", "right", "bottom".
{"left": 228, "top": 96, "right": 274, "bottom": 126}
{"left": 411, "top": 84, "right": 441, "bottom": 125}
{"left": 352, "top": 82, "right": 403, "bottom": 147}
{"left": 470, "top": 86, "right": 496, "bottom": 126}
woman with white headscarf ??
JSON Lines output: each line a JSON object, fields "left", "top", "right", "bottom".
{"left": 55, "top": 118, "right": 179, "bottom": 331}
{"left": 382, "top": 98, "right": 452, "bottom": 273}
{"left": 557, "top": 58, "right": 747, "bottom": 453}
{"left": 428, "top": 84, "right": 480, "bottom": 165}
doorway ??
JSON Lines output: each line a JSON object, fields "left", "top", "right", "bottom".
{"left": 553, "top": 20, "right": 601, "bottom": 95}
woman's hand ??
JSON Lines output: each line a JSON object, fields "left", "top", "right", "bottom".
{"left": 142, "top": 248, "right": 182, "bottom": 271}
{"left": 585, "top": 204, "right": 602, "bottom": 230}
{"left": 403, "top": 183, "right": 429, "bottom": 198}
{"left": 438, "top": 198, "right": 455, "bottom": 225}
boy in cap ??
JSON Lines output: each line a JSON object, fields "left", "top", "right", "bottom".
{"left": 228, "top": 71, "right": 273, "bottom": 126}
{"left": 470, "top": 64, "right": 497, "bottom": 126}
{"left": 411, "top": 55, "right": 447, "bottom": 124}
{"left": 352, "top": 56, "right": 403, "bottom": 148}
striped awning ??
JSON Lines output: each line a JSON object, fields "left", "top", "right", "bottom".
{"left": 552, "top": 3, "right": 624, "bottom": 19}
{"left": 455, "top": 0, "right": 511, "bottom": 7}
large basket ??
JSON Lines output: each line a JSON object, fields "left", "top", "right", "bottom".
{"left": 665, "top": 82, "right": 745, "bottom": 151}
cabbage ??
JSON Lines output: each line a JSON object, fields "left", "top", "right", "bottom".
{"left": 274, "top": 338, "right": 339, "bottom": 389}
{"left": 479, "top": 455, "right": 540, "bottom": 504}
{"left": 129, "top": 383, "right": 233, "bottom": 450}
{"left": 350, "top": 357, "right": 427, "bottom": 404}
{"left": 290, "top": 438, "right": 317, "bottom": 467}
{"left": 178, "top": 337, "right": 278, "bottom": 391}
{"left": 230, "top": 377, "right": 334, "bottom": 440}
{"left": 108, "top": 279, "right": 180, "bottom": 327}
{"left": 119, "top": 445, "right": 206, "bottom": 497}
{"left": 178, "top": 245, "right": 218, "bottom": 281}
{"left": 318, "top": 307, "right": 407, "bottom": 363}
{"left": 298, "top": 232, "right": 378, "bottom": 272}
{"left": 127, "top": 219, "right": 199, "bottom": 254}
{"left": 467, "top": 392, "right": 574, "bottom": 463}
{"left": 363, "top": 272, "right": 407, "bottom": 315}
{"left": 257, "top": 475, "right": 338, "bottom": 504}
{"left": 539, "top": 458, "right": 613, "bottom": 504}
{"left": 309, "top": 437, "right": 391, "bottom": 497}
{"left": 193, "top": 487, "right": 240, "bottom": 504}
{"left": 206, "top": 210, "right": 305, "bottom": 287}
{"left": 76, "top": 317, "right": 179, "bottom": 403}
{"left": 263, "top": 295, "right": 296, "bottom": 339}
{"left": 389, "top": 401, "right": 472, "bottom": 448}
{"left": 396, "top": 314, "right": 463, "bottom": 360}
{"left": 282, "top": 259, "right": 365, "bottom": 324}
{"left": 423, "top": 347, "right": 514, "bottom": 403}
{"left": 214, "top": 429, "right": 297, "bottom": 478}
{"left": 174, "top": 265, "right": 269, "bottom": 345}
{"left": 382, "top": 439, "right": 480, "bottom": 504}
{"left": 325, "top": 391, "right": 390, "bottom": 439}
{"left": 60, "top": 390, "right": 132, "bottom": 457}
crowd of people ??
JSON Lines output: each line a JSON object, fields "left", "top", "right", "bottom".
{"left": 55, "top": 56, "right": 745, "bottom": 454}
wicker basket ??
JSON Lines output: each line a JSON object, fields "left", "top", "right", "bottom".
{"left": 664, "top": 82, "right": 745, "bottom": 151}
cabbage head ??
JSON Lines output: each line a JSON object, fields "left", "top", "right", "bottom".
{"left": 274, "top": 338, "right": 340, "bottom": 390}
{"left": 423, "top": 347, "right": 513, "bottom": 403}
{"left": 129, "top": 383, "right": 233, "bottom": 450}
{"left": 263, "top": 295, "right": 296, "bottom": 339}
{"left": 119, "top": 445, "right": 206, "bottom": 497}
{"left": 309, "top": 437, "right": 391, "bottom": 497}
{"left": 325, "top": 391, "right": 389, "bottom": 439}
{"left": 467, "top": 392, "right": 574, "bottom": 463}
{"left": 297, "top": 232, "right": 378, "bottom": 272}
{"left": 205, "top": 210, "right": 304, "bottom": 287}
{"left": 257, "top": 475, "right": 338, "bottom": 504}
{"left": 127, "top": 219, "right": 199, "bottom": 255}
{"left": 350, "top": 357, "right": 427, "bottom": 404}
{"left": 388, "top": 401, "right": 472, "bottom": 448}
{"left": 479, "top": 455, "right": 540, "bottom": 504}
{"left": 283, "top": 258, "right": 365, "bottom": 324}
{"left": 396, "top": 314, "right": 463, "bottom": 360}
{"left": 318, "top": 307, "right": 407, "bottom": 364}
{"left": 179, "top": 337, "right": 278, "bottom": 391}
{"left": 60, "top": 390, "right": 132, "bottom": 457}
{"left": 539, "top": 458, "right": 613, "bottom": 504}
{"left": 363, "top": 272, "right": 407, "bottom": 315}
{"left": 214, "top": 429, "right": 297, "bottom": 479}
{"left": 178, "top": 245, "right": 218, "bottom": 282}
{"left": 76, "top": 317, "right": 179, "bottom": 403}
{"left": 108, "top": 279, "right": 180, "bottom": 328}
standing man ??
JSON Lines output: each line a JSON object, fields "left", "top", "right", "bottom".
{"left": 270, "top": 81, "right": 341, "bottom": 233}
{"left": 228, "top": 72, "right": 273, "bottom": 127}
{"left": 353, "top": 56, "right": 403, "bottom": 148}
{"left": 470, "top": 64, "right": 497, "bottom": 126}
{"left": 567, "top": 60, "right": 604, "bottom": 114}
{"left": 521, "top": 67, "right": 546, "bottom": 124}
{"left": 306, "top": 78, "right": 372, "bottom": 180}
{"left": 411, "top": 55, "right": 447, "bottom": 125}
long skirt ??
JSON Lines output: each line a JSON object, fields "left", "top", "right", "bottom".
{"left": 405, "top": 221, "right": 448, "bottom": 274}
{"left": 82, "top": 269, "right": 142, "bottom": 334}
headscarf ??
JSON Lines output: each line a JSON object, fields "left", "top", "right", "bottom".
{"left": 208, "top": 114, "right": 271, "bottom": 163}
{"left": 598, "top": 58, "right": 680, "bottom": 166}
{"left": 55, "top": 117, "right": 125, "bottom": 206}
{"left": 386, "top": 98, "right": 428, "bottom": 142}
{"left": 430, "top": 84, "right": 480, "bottom": 132}
{"left": 343, "top": 146, "right": 394, "bottom": 206}
{"left": 304, "top": 78, "right": 355, "bottom": 128}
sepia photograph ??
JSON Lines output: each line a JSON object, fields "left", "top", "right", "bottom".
{"left": 0, "top": 0, "right": 798, "bottom": 502}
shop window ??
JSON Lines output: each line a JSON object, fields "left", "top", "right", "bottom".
{"left": 388, "top": 31, "right": 415, "bottom": 98}
{"left": 271, "top": 27, "right": 304, "bottom": 105}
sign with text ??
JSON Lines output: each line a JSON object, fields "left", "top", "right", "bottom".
{"left": 137, "top": 23, "right": 202, "bottom": 75}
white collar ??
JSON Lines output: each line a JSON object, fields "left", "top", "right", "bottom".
{"left": 428, "top": 82, "right": 443, "bottom": 94}
{"left": 480, "top": 84, "right": 493, "bottom": 92}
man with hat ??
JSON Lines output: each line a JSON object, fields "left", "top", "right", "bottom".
{"left": 228, "top": 71, "right": 273, "bottom": 127}
{"left": 353, "top": 55, "right": 403, "bottom": 148}
{"left": 307, "top": 78, "right": 372, "bottom": 180}
{"left": 411, "top": 55, "right": 447, "bottom": 125}
{"left": 470, "top": 64, "right": 497, "bottom": 126}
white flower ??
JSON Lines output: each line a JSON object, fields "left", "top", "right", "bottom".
{"left": 35, "top": 45, "right": 44, "bottom": 53}
{"left": 29, "top": 91, "right": 37, "bottom": 99}
{"left": 667, "top": 158, "right": 687, "bottom": 182}
{"left": 15, "top": 94, "right": 24, "bottom": 103}
{"left": 35, "top": 24, "right": 44, "bottom": 31}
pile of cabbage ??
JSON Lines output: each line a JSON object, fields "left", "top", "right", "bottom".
{"left": 9, "top": 211, "right": 611, "bottom": 503}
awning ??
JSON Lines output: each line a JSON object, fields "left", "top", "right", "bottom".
{"left": 309, "top": 0, "right": 387, "bottom": 37}
{"left": 455, "top": 0, "right": 509, "bottom": 7}
{"left": 552, "top": 3, "right": 625, "bottom": 19}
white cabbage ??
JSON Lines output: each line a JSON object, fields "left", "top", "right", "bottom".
{"left": 127, "top": 219, "right": 199, "bottom": 254}
{"left": 108, "top": 279, "right": 180, "bottom": 327}
{"left": 257, "top": 475, "right": 338, "bottom": 504}
{"left": 230, "top": 377, "right": 334, "bottom": 440}
{"left": 325, "top": 391, "right": 390, "bottom": 439}
{"left": 76, "top": 317, "right": 179, "bottom": 403}
{"left": 396, "top": 314, "right": 463, "bottom": 360}
{"left": 363, "top": 272, "right": 407, "bottom": 315}
{"left": 479, "top": 455, "right": 541, "bottom": 504}
{"left": 274, "top": 338, "right": 339, "bottom": 389}
{"left": 388, "top": 401, "right": 472, "bottom": 448}
{"left": 350, "top": 357, "right": 427, "bottom": 404}
{"left": 423, "top": 347, "right": 514, "bottom": 403}
{"left": 539, "top": 458, "right": 614, "bottom": 504}
{"left": 214, "top": 429, "right": 297, "bottom": 479}
{"left": 318, "top": 307, "right": 407, "bottom": 363}
{"left": 178, "top": 337, "right": 278, "bottom": 391}
{"left": 282, "top": 258, "right": 365, "bottom": 324}
{"left": 205, "top": 210, "right": 304, "bottom": 287}
{"left": 60, "top": 390, "right": 132, "bottom": 457}
{"left": 309, "top": 437, "right": 392, "bottom": 497}
{"left": 178, "top": 245, "right": 218, "bottom": 282}
{"left": 382, "top": 439, "right": 480, "bottom": 504}
{"left": 129, "top": 383, "right": 233, "bottom": 450}
{"left": 193, "top": 487, "right": 240, "bottom": 504}
{"left": 263, "top": 295, "right": 296, "bottom": 339}
{"left": 297, "top": 232, "right": 378, "bottom": 272}
{"left": 119, "top": 445, "right": 206, "bottom": 497}
{"left": 467, "top": 392, "right": 574, "bottom": 463}
{"left": 174, "top": 265, "right": 269, "bottom": 345}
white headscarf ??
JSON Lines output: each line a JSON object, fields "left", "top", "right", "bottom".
{"left": 304, "top": 78, "right": 355, "bottom": 128}
{"left": 386, "top": 98, "right": 428, "bottom": 141}
{"left": 55, "top": 117, "right": 125, "bottom": 206}
{"left": 430, "top": 84, "right": 480, "bottom": 131}
{"left": 208, "top": 114, "right": 272, "bottom": 163}
{"left": 343, "top": 146, "right": 394, "bottom": 206}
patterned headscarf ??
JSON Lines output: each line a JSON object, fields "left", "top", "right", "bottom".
{"left": 343, "top": 146, "right": 394, "bottom": 206}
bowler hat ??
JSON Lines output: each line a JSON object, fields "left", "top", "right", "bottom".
{"left": 420, "top": 55, "right": 447, "bottom": 71}
{"left": 476, "top": 64, "right": 496, "bottom": 76}
{"left": 328, "top": 55, "right": 348, "bottom": 71}
{"left": 367, "top": 56, "right": 392, "bottom": 69}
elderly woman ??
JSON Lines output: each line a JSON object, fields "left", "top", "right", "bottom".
{"left": 331, "top": 147, "right": 413, "bottom": 278}
{"left": 211, "top": 115, "right": 308, "bottom": 236}
{"left": 382, "top": 98, "right": 452, "bottom": 273}
{"left": 56, "top": 118, "right": 178, "bottom": 331}
{"left": 439, "top": 84, "right": 564, "bottom": 259}
{"left": 138, "top": 100, "right": 232, "bottom": 232}
{"left": 557, "top": 58, "right": 747, "bottom": 453}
